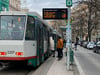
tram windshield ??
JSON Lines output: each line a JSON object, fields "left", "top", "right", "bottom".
{"left": 0, "top": 15, "right": 26, "bottom": 40}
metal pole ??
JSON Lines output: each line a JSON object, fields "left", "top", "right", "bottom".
{"left": 66, "top": 7, "right": 71, "bottom": 70}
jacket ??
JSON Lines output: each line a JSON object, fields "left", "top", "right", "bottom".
{"left": 57, "top": 38, "right": 63, "bottom": 48}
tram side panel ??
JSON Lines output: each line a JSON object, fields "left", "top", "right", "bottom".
{"left": 24, "top": 16, "right": 38, "bottom": 67}
{"left": 24, "top": 41, "right": 37, "bottom": 67}
{"left": 24, "top": 15, "right": 52, "bottom": 67}
{"left": 27, "top": 18, "right": 45, "bottom": 67}
{"left": 24, "top": 41, "right": 37, "bottom": 57}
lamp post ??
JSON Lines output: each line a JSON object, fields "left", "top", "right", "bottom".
{"left": 66, "top": 0, "right": 72, "bottom": 70}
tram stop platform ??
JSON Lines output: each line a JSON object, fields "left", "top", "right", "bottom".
{"left": 46, "top": 49, "right": 74, "bottom": 75}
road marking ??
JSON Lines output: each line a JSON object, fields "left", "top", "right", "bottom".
{"left": 74, "top": 56, "right": 85, "bottom": 75}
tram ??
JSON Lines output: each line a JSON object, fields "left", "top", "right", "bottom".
{"left": 0, "top": 11, "right": 54, "bottom": 67}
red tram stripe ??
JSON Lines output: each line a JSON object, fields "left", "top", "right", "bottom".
{"left": 0, "top": 56, "right": 37, "bottom": 61}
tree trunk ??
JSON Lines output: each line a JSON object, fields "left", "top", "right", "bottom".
{"left": 88, "top": 31, "right": 91, "bottom": 41}
{"left": 88, "top": 0, "right": 92, "bottom": 42}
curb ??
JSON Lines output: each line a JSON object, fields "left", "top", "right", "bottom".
{"left": 74, "top": 56, "right": 85, "bottom": 75}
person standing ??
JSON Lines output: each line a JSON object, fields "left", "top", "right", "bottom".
{"left": 56, "top": 36, "right": 63, "bottom": 60}
{"left": 49, "top": 36, "right": 55, "bottom": 57}
{"left": 74, "top": 37, "right": 79, "bottom": 50}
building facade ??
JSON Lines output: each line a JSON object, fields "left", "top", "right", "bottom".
{"left": 21, "top": 8, "right": 29, "bottom": 12}
{"left": 9, "top": 0, "right": 21, "bottom": 11}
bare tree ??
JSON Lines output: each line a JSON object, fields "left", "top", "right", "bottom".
{"left": 73, "top": 0, "right": 100, "bottom": 41}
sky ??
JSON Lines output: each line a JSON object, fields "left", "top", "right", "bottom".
{"left": 21, "top": 0, "right": 78, "bottom": 16}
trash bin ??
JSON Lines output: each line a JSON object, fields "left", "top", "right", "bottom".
{"left": 66, "top": 48, "right": 74, "bottom": 64}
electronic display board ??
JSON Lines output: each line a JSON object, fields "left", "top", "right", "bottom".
{"left": 43, "top": 8, "right": 68, "bottom": 20}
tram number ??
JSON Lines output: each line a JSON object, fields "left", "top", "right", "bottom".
{"left": 8, "top": 51, "right": 15, "bottom": 54}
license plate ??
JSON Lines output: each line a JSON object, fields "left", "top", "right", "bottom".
{"left": 8, "top": 51, "right": 15, "bottom": 54}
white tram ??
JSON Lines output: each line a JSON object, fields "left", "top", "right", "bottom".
{"left": 0, "top": 11, "right": 53, "bottom": 67}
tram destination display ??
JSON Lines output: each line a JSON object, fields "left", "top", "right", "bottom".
{"left": 43, "top": 8, "right": 68, "bottom": 20}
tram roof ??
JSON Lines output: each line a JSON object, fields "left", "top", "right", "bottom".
{"left": 28, "top": 12, "right": 53, "bottom": 30}
{"left": 0, "top": 11, "right": 27, "bottom": 15}
{"left": 0, "top": 11, "right": 53, "bottom": 30}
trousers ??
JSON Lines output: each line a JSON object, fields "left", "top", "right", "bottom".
{"left": 57, "top": 48, "right": 63, "bottom": 58}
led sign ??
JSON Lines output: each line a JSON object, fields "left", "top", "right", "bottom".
{"left": 43, "top": 8, "right": 68, "bottom": 20}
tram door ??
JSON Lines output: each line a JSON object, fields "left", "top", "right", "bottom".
{"left": 38, "top": 24, "right": 44, "bottom": 63}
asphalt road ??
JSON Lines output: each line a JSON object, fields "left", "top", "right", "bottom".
{"left": 74, "top": 45, "right": 100, "bottom": 75}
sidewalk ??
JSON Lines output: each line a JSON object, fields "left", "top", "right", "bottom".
{"left": 46, "top": 49, "right": 74, "bottom": 75}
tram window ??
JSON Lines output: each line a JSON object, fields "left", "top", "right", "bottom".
{"left": 0, "top": 15, "right": 26, "bottom": 40}
{"left": 25, "top": 16, "right": 35, "bottom": 40}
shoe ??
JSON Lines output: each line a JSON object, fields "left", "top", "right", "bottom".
{"left": 58, "top": 58, "right": 61, "bottom": 61}
{"left": 52, "top": 55, "right": 54, "bottom": 57}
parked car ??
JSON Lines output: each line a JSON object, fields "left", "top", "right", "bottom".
{"left": 94, "top": 41, "right": 100, "bottom": 53}
{"left": 80, "top": 40, "right": 84, "bottom": 46}
{"left": 83, "top": 41, "right": 89, "bottom": 48}
{"left": 87, "top": 41, "right": 95, "bottom": 49}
